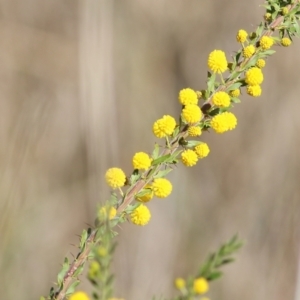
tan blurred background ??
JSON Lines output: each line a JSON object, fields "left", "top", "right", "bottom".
{"left": 0, "top": 0, "right": 300, "bottom": 299}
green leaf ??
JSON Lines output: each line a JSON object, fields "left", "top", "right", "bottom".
{"left": 227, "top": 82, "right": 242, "bottom": 91}
{"left": 207, "top": 73, "right": 216, "bottom": 93}
{"left": 152, "top": 154, "right": 171, "bottom": 166}
{"left": 231, "top": 97, "right": 241, "bottom": 103}
{"left": 152, "top": 143, "right": 160, "bottom": 160}
{"left": 57, "top": 257, "right": 69, "bottom": 286}
{"left": 186, "top": 140, "right": 202, "bottom": 148}
{"left": 171, "top": 125, "right": 180, "bottom": 138}
{"left": 80, "top": 230, "right": 88, "bottom": 249}
{"left": 262, "top": 49, "right": 276, "bottom": 56}
{"left": 207, "top": 271, "right": 223, "bottom": 281}
{"left": 73, "top": 264, "right": 84, "bottom": 277}
{"left": 256, "top": 22, "right": 264, "bottom": 36}
{"left": 153, "top": 168, "right": 173, "bottom": 179}
{"left": 65, "top": 280, "right": 80, "bottom": 296}
{"left": 129, "top": 170, "right": 140, "bottom": 185}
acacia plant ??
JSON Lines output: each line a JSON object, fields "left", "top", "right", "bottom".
{"left": 41, "top": 0, "right": 300, "bottom": 299}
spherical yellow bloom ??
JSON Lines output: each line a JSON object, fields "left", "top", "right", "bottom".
{"left": 236, "top": 29, "right": 248, "bottom": 43}
{"left": 281, "top": 37, "right": 292, "bottom": 47}
{"left": 247, "top": 85, "right": 262, "bottom": 97}
{"left": 105, "top": 168, "right": 126, "bottom": 189}
{"left": 196, "top": 91, "right": 202, "bottom": 98}
{"left": 152, "top": 178, "right": 172, "bottom": 198}
{"left": 264, "top": 13, "right": 272, "bottom": 21}
{"left": 195, "top": 143, "right": 210, "bottom": 159}
{"left": 211, "top": 112, "right": 237, "bottom": 134}
{"left": 282, "top": 7, "right": 289, "bottom": 16}
{"left": 153, "top": 115, "right": 176, "bottom": 138}
{"left": 259, "top": 36, "right": 274, "bottom": 50}
{"left": 69, "top": 291, "right": 90, "bottom": 300}
{"left": 207, "top": 50, "right": 228, "bottom": 74}
{"left": 97, "top": 246, "right": 107, "bottom": 257}
{"left": 229, "top": 89, "right": 240, "bottom": 98}
{"left": 174, "top": 278, "right": 186, "bottom": 290}
{"left": 256, "top": 59, "right": 266, "bottom": 68}
{"left": 212, "top": 91, "right": 230, "bottom": 108}
{"left": 225, "top": 112, "right": 238, "bottom": 130}
{"left": 193, "top": 277, "right": 209, "bottom": 294}
{"left": 242, "top": 45, "right": 256, "bottom": 58}
{"left": 88, "top": 261, "right": 100, "bottom": 279}
{"left": 181, "top": 149, "right": 198, "bottom": 167}
{"left": 135, "top": 185, "right": 154, "bottom": 202}
{"left": 182, "top": 104, "right": 202, "bottom": 124}
{"left": 130, "top": 204, "right": 151, "bottom": 226}
{"left": 245, "top": 67, "right": 264, "bottom": 86}
{"left": 132, "top": 152, "right": 152, "bottom": 170}
{"left": 98, "top": 206, "right": 117, "bottom": 220}
{"left": 179, "top": 88, "right": 198, "bottom": 105}
{"left": 188, "top": 126, "right": 202, "bottom": 137}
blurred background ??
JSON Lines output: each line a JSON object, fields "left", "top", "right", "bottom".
{"left": 0, "top": 0, "right": 300, "bottom": 299}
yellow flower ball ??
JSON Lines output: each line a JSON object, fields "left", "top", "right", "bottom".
{"left": 211, "top": 112, "right": 237, "bottom": 134}
{"left": 242, "top": 45, "right": 256, "bottom": 58}
{"left": 194, "top": 143, "right": 210, "bottom": 159}
{"left": 256, "top": 59, "right": 266, "bottom": 68}
{"left": 105, "top": 168, "right": 126, "bottom": 189}
{"left": 259, "top": 36, "right": 274, "bottom": 50}
{"left": 132, "top": 152, "right": 152, "bottom": 170}
{"left": 174, "top": 278, "right": 186, "bottom": 290}
{"left": 130, "top": 204, "right": 151, "bottom": 226}
{"left": 181, "top": 149, "right": 198, "bottom": 167}
{"left": 97, "top": 246, "right": 107, "bottom": 257}
{"left": 247, "top": 85, "right": 262, "bottom": 97}
{"left": 282, "top": 7, "right": 289, "bottom": 16}
{"left": 196, "top": 91, "right": 202, "bottom": 98}
{"left": 281, "top": 37, "right": 292, "bottom": 47}
{"left": 182, "top": 104, "right": 202, "bottom": 124}
{"left": 212, "top": 91, "right": 231, "bottom": 108}
{"left": 188, "top": 126, "right": 202, "bottom": 137}
{"left": 236, "top": 29, "right": 248, "bottom": 43}
{"left": 193, "top": 277, "right": 209, "bottom": 295}
{"left": 179, "top": 88, "right": 198, "bottom": 105}
{"left": 207, "top": 50, "right": 228, "bottom": 74}
{"left": 245, "top": 67, "right": 264, "bottom": 86}
{"left": 264, "top": 13, "right": 272, "bottom": 21}
{"left": 229, "top": 89, "right": 240, "bottom": 98}
{"left": 153, "top": 115, "right": 176, "bottom": 138}
{"left": 69, "top": 291, "right": 90, "bottom": 300}
{"left": 152, "top": 178, "right": 172, "bottom": 198}
{"left": 88, "top": 261, "right": 100, "bottom": 279}
{"left": 98, "top": 206, "right": 117, "bottom": 220}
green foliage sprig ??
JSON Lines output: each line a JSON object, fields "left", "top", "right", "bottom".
{"left": 41, "top": 0, "right": 300, "bottom": 299}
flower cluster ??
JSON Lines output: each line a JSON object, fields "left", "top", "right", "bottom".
{"left": 103, "top": 9, "right": 297, "bottom": 230}
{"left": 212, "top": 91, "right": 230, "bottom": 108}
{"left": 175, "top": 277, "right": 209, "bottom": 297}
{"left": 153, "top": 115, "right": 176, "bottom": 138}
{"left": 182, "top": 104, "right": 202, "bottom": 124}
{"left": 132, "top": 152, "right": 152, "bottom": 170}
{"left": 245, "top": 67, "right": 264, "bottom": 97}
{"left": 105, "top": 168, "right": 126, "bottom": 189}
{"left": 211, "top": 112, "right": 237, "bottom": 134}
{"left": 179, "top": 88, "right": 198, "bottom": 105}
{"left": 207, "top": 50, "right": 228, "bottom": 73}
{"left": 130, "top": 204, "right": 151, "bottom": 226}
